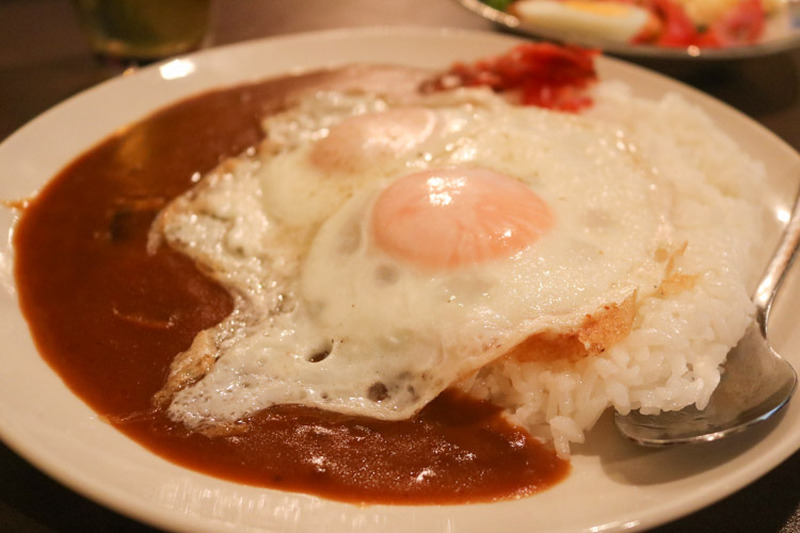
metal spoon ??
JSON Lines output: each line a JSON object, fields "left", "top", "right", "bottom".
{"left": 614, "top": 191, "right": 800, "bottom": 446}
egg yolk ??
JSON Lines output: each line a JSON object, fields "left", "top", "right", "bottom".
{"left": 371, "top": 168, "right": 554, "bottom": 270}
{"left": 310, "top": 108, "right": 437, "bottom": 174}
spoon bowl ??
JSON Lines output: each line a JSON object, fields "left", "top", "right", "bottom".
{"left": 615, "top": 190, "right": 800, "bottom": 446}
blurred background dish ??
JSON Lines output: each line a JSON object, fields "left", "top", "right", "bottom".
{"left": 456, "top": 0, "right": 800, "bottom": 58}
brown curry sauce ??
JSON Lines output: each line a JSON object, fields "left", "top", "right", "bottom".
{"left": 13, "top": 69, "right": 569, "bottom": 504}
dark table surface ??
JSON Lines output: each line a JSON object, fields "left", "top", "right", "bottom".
{"left": 2, "top": 0, "right": 800, "bottom": 531}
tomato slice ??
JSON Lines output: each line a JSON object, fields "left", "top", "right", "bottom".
{"left": 696, "top": 0, "right": 765, "bottom": 47}
{"left": 644, "top": 0, "right": 699, "bottom": 46}
{"left": 633, "top": 0, "right": 766, "bottom": 48}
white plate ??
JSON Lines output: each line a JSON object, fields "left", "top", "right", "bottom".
{"left": 456, "top": 0, "right": 800, "bottom": 59}
{"left": 1, "top": 26, "right": 800, "bottom": 533}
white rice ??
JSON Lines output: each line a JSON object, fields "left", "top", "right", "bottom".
{"left": 460, "top": 81, "right": 766, "bottom": 458}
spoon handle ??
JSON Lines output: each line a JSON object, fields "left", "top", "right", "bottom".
{"left": 754, "top": 189, "right": 800, "bottom": 319}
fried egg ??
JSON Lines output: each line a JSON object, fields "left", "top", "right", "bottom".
{"left": 150, "top": 88, "right": 675, "bottom": 430}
